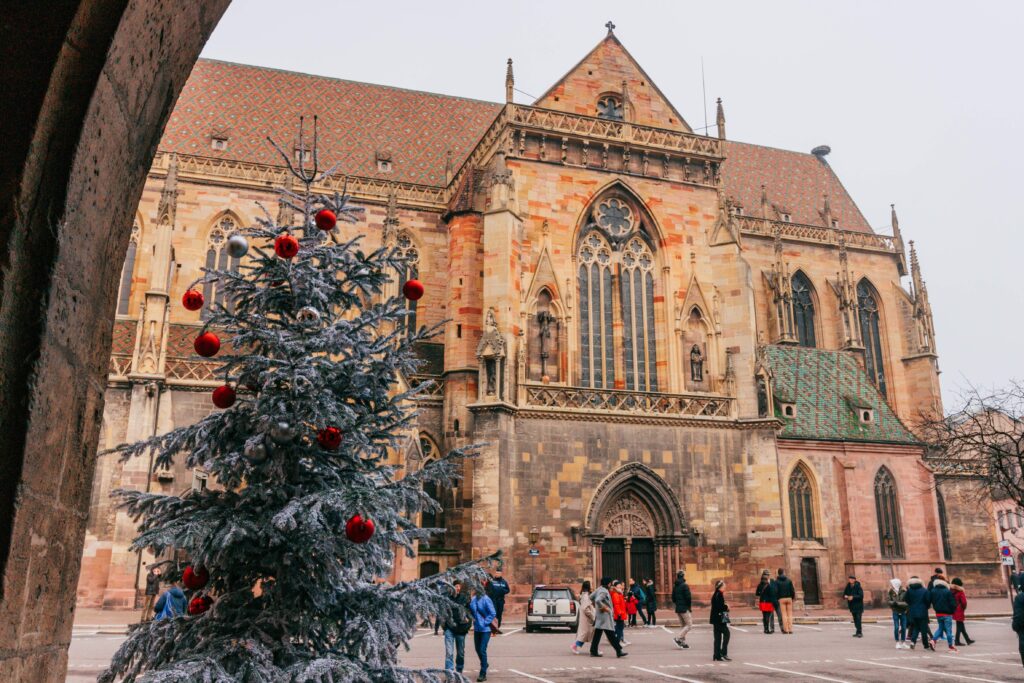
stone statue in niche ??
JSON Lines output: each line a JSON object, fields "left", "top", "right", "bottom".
{"left": 486, "top": 358, "right": 497, "bottom": 395}
{"left": 757, "top": 376, "right": 770, "bottom": 417}
{"left": 690, "top": 344, "right": 704, "bottom": 383}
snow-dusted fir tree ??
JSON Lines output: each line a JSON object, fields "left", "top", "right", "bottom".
{"left": 101, "top": 119, "right": 491, "bottom": 683}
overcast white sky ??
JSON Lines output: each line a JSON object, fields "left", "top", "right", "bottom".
{"left": 202, "top": 0, "right": 1023, "bottom": 409}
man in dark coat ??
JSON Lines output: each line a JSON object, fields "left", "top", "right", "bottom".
{"left": 141, "top": 565, "right": 162, "bottom": 622}
{"left": 905, "top": 575, "right": 934, "bottom": 650}
{"left": 928, "top": 567, "right": 946, "bottom": 590}
{"left": 643, "top": 578, "right": 658, "bottom": 626}
{"left": 442, "top": 580, "right": 472, "bottom": 674}
{"left": 842, "top": 575, "right": 864, "bottom": 637}
{"left": 775, "top": 568, "right": 796, "bottom": 634}
{"left": 929, "top": 578, "right": 957, "bottom": 650}
{"left": 1012, "top": 584, "right": 1024, "bottom": 667}
{"left": 671, "top": 570, "right": 693, "bottom": 648}
{"left": 486, "top": 569, "right": 510, "bottom": 627}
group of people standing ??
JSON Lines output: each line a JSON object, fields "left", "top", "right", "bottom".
{"left": 754, "top": 568, "right": 797, "bottom": 634}
{"left": 861, "top": 567, "right": 977, "bottom": 652}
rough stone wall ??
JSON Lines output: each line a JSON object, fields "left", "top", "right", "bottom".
{"left": 938, "top": 478, "right": 1003, "bottom": 595}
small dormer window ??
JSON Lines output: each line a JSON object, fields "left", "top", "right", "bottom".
{"left": 375, "top": 150, "right": 393, "bottom": 173}
{"left": 859, "top": 408, "right": 875, "bottom": 424}
{"left": 781, "top": 213, "right": 792, "bottom": 222}
{"left": 294, "top": 147, "right": 312, "bottom": 163}
{"left": 831, "top": 219, "right": 839, "bottom": 228}
{"left": 597, "top": 94, "right": 623, "bottom": 121}
{"left": 781, "top": 403, "right": 796, "bottom": 418}
{"left": 211, "top": 136, "right": 228, "bottom": 151}
{"left": 191, "top": 469, "right": 208, "bottom": 492}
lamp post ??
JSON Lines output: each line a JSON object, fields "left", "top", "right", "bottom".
{"left": 883, "top": 533, "right": 895, "bottom": 578}
{"left": 529, "top": 526, "right": 540, "bottom": 588}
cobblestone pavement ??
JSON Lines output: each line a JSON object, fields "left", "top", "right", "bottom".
{"left": 68, "top": 617, "right": 1023, "bottom": 682}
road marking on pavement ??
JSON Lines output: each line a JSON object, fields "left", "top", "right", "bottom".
{"left": 961, "top": 651, "right": 1018, "bottom": 657}
{"left": 726, "top": 624, "right": 748, "bottom": 632}
{"left": 630, "top": 666, "right": 706, "bottom": 682}
{"left": 864, "top": 624, "right": 889, "bottom": 630}
{"left": 508, "top": 669, "right": 555, "bottom": 683}
{"left": 847, "top": 657, "right": 1009, "bottom": 682}
{"left": 501, "top": 627, "right": 523, "bottom": 636}
{"left": 412, "top": 631, "right": 436, "bottom": 638}
{"left": 792, "top": 623, "right": 823, "bottom": 631}
{"left": 943, "top": 655, "right": 1019, "bottom": 668}
{"left": 660, "top": 625, "right": 675, "bottom": 636}
{"left": 746, "top": 662, "right": 851, "bottom": 682}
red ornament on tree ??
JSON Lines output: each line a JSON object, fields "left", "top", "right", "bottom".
{"left": 188, "top": 595, "right": 214, "bottom": 615}
{"left": 274, "top": 233, "right": 300, "bottom": 259}
{"left": 402, "top": 279, "right": 425, "bottom": 301}
{"left": 314, "top": 209, "right": 337, "bottom": 231}
{"left": 212, "top": 385, "right": 236, "bottom": 409}
{"left": 182, "top": 565, "right": 209, "bottom": 590}
{"left": 345, "top": 514, "right": 375, "bottom": 544}
{"left": 317, "top": 426, "right": 342, "bottom": 450}
{"left": 182, "top": 289, "right": 204, "bottom": 311}
{"left": 194, "top": 332, "right": 220, "bottom": 357}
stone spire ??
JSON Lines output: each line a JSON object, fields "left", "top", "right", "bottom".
{"left": 444, "top": 149, "right": 454, "bottom": 185}
{"left": 157, "top": 154, "right": 179, "bottom": 227}
{"left": 505, "top": 58, "right": 514, "bottom": 104}
{"left": 382, "top": 183, "right": 399, "bottom": 246}
{"left": 716, "top": 98, "right": 726, "bottom": 140}
{"left": 890, "top": 203, "right": 907, "bottom": 275}
{"left": 822, "top": 193, "right": 833, "bottom": 228}
{"left": 621, "top": 79, "right": 631, "bottom": 123}
{"left": 276, "top": 172, "right": 295, "bottom": 226}
{"left": 909, "top": 240, "right": 935, "bottom": 353}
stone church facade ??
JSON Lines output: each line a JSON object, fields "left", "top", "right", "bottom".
{"left": 77, "top": 27, "right": 1001, "bottom": 610}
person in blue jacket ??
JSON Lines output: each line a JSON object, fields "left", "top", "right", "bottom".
{"left": 153, "top": 579, "right": 186, "bottom": 620}
{"left": 905, "top": 576, "right": 934, "bottom": 650}
{"left": 469, "top": 586, "right": 497, "bottom": 682}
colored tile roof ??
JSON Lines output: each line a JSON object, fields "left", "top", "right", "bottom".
{"left": 161, "top": 60, "right": 874, "bottom": 232}
{"left": 721, "top": 141, "right": 873, "bottom": 232}
{"left": 159, "top": 59, "right": 503, "bottom": 187}
{"left": 762, "top": 345, "right": 918, "bottom": 444}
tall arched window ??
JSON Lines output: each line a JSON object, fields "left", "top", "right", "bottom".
{"left": 577, "top": 192, "right": 659, "bottom": 391}
{"left": 874, "top": 466, "right": 904, "bottom": 558}
{"left": 395, "top": 230, "right": 420, "bottom": 337}
{"left": 201, "top": 216, "right": 241, "bottom": 320}
{"left": 788, "top": 464, "right": 817, "bottom": 541}
{"left": 937, "top": 490, "right": 952, "bottom": 561}
{"left": 620, "top": 236, "right": 657, "bottom": 391}
{"left": 857, "top": 279, "right": 886, "bottom": 396}
{"left": 419, "top": 435, "right": 447, "bottom": 549}
{"left": 791, "top": 271, "right": 816, "bottom": 348}
{"left": 116, "top": 220, "right": 141, "bottom": 316}
{"left": 578, "top": 231, "right": 615, "bottom": 388}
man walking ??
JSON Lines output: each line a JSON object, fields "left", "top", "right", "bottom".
{"left": 905, "top": 575, "right": 934, "bottom": 650}
{"left": 843, "top": 575, "right": 864, "bottom": 637}
{"left": 672, "top": 570, "right": 693, "bottom": 649}
{"left": 486, "top": 569, "right": 510, "bottom": 628}
{"left": 442, "top": 580, "right": 471, "bottom": 674}
{"left": 930, "top": 577, "right": 958, "bottom": 652}
{"left": 590, "top": 577, "right": 627, "bottom": 658}
{"left": 775, "top": 568, "right": 795, "bottom": 634}
{"left": 644, "top": 578, "right": 658, "bottom": 626}
{"left": 140, "top": 565, "right": 161, "bottom": 622}
{"left": 469, "top": 586, "right": 496, "bottom": 682}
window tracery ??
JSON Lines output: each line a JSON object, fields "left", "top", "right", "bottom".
{"left": 791, "top": 271, "right": 817, "bottom": 348}
{"left": 597, "top": 94, "right": 623, "bottom": 121}
{"left": 201, "top": 216, "right": 242, "bottom": 320}
{"left": 874, "top": 466, "right": 904, "bottom": 558}
{"left": 395, "top": 229, "right": 420, "bottom": 337}
{"left": 857, "top": 279, "right": 886, "bottom": 396}
{"left": 788, "top": 464, "right": 817, "bottom": 541}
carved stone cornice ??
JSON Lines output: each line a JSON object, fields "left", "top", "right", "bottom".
{"left": 735, "top": 214, "right": 901, "bottom": 254}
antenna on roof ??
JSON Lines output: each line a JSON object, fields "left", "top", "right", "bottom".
{"left": 701, "top": 57, "right": 708, "bottom": 138}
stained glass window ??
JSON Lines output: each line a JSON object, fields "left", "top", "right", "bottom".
{"left": 791, "top": 271, "right": 816, "bottom": 348}
{"left": 201, "top": 217, "right": 240, "bottom": 320}
{"left": 788, "top": 465, "right": 816, "bottom": 540}
{"left": 395, "top": 230, "right": 420, "bottom": 337}
{"left": 874, "top": 467, "right": 904, "bottom": 558}
{"left": 597, "top": 95, "right": 624, "bottom": 121}
{"left": 857, "top": 280, "right": 886, "bottom": 396}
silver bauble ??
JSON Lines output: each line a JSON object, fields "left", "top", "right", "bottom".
{"left": 270, "top": 421, "right": 296, "bottom": 444}
{"left": 226, "top": 233, "right": 249, "bottom": 259}
{"left": 296, "top": 306, "right": 321, "bottom": 326}
{"left": 244, "top": 441, "right": 268, "bottom": 463}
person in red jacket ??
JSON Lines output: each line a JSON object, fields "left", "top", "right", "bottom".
{"left": 626, "top": 592, "right": 639, "bottom": 627}
{"left": 952, "top": 578, "right": 975, "bottom": 646}
{"left": 611, "top": 581, "right": 629, "bottom": 646}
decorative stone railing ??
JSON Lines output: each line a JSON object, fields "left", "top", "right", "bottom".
{"left": 150, "top": 152, "right": 448, "bottom": 209}
{"left": 409, "top": 374, "right": 445, "bottom": 400}
{"left": 508, "top": 104, "right": 724, "bottom": 159}
{"left": 522, "top": 383, "right": 734, "bottom": 419}
{"left": 735, "top": 215, "right": 900, "bottom": 253}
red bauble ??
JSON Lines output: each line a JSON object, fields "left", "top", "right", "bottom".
{"left": 402, "top": 279, "right": 425, "bottom": 301}
{"left": 182, "top": 565, "right": 209, "bottom": 590}
{"left": 188, "top": 595, "right": 213, "bottom": 615}
{"left": 314, "top": 209, "right": 337, "bottom": 231}
{"left": 194, "top": 332, "right": 220, "bottom": 357}
{"left": 212, "top": 385, "right": 236, "bottom": 409}
{"left": 274, "top": 233, "right": 299, "bottom": 259}
{"left": 317, "top": 426, "right": 342, "bottom": 450}
{"left": 182, "top": 289, "right": 204, "bottom": 311}
{"left": 345, "top": 514, "right": 375, "bottom": 544}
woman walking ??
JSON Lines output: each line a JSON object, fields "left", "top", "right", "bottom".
{"left": 589, "top": 577, "right": 627, "bottom": 658}
{"left": 572, "top": 580, "right": 595, "bottom": 654}
{"left": 755, "top": 570, "right": 777, "bottom": 634}
{"left": 644, "top": 578, "right": 658, "bottom": 627}
{"left": 887, "top": 577, "right": 909, "bottom": 649}
{"left": 469, "top": 586, "right": 497, "bottom": 682}
{"left": 711, "top": 580, "right": 731, "bottom": 662}
{"left": 952, "top": 578, "right": 975, "bottom": 646}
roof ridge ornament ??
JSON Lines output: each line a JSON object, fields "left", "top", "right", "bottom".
{"left": 605, "top": 20, "right": 616, "bottom": 34}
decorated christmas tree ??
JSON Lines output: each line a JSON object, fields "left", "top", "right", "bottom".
{"left": 101, "top": 119, "right": 491, "bottom": 683}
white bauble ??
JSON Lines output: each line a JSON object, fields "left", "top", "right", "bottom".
{"left": 244, "top": 440, "right": 268, "bottom": 463}
{"left": 270, "top": 421, "right": 296, "bottom": 444}
{"left": 296, "top": 306, "right": 321, "bottom": 326}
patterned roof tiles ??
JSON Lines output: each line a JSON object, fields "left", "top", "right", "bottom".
{"left": 763, "top": 345, "right": 918, "bottom": 444}
{"left": 160, "top": 59, "right": 503, "bottom": 187}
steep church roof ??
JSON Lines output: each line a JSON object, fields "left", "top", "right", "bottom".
{"left": 159, "top": 59, "right": 503, "bottom": 187}
{"left": 160, "top": 56, "right": 875, "bottom": 232}
{"left": 763, "top": 345, "right": 918, "bottom": 445}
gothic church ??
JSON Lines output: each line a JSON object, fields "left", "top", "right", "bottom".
{"left": 78, "top": 26, "right": 1000, "bottom": 610}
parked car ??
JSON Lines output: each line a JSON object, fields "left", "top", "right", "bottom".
{"left": 525, "top": 585, "right": 578, "bottom": 632}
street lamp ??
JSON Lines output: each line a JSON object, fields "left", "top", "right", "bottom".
{"left": 528, "top": 526, "right": 540, "bottom": 588}
{"left": 883, "top": 533, "right": 895, "bottom": 578}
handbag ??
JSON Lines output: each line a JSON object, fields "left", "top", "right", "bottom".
{"left": 720, "top": 612, "right": 730, "bottom": 625}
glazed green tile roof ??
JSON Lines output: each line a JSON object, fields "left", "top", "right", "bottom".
{"left": 763, "top": 345, "right": 919, "bottom": 444}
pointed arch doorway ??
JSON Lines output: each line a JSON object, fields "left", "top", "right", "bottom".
{"left": 585, "top": 463, "right": 687, "bottom": 595}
